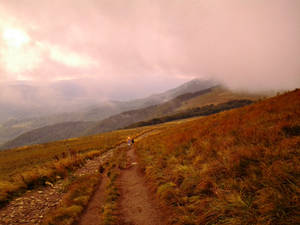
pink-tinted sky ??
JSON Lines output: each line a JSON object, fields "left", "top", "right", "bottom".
{"left": 0, "top": 0, "right": 299, "bottom": 104}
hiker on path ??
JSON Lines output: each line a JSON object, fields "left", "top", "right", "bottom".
{"left": 127, "top": 137, "right": 131, "bottom": 146}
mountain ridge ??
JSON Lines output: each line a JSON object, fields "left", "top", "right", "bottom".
{"left": 0, "top": 78, "right": 215, "bottom": 145}
{"left": 1, "top": 85, "right": 263, "bottom": 150}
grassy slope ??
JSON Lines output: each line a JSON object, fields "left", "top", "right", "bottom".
{"left": 86, "top": 86, "right": 262, "bottom": 135}
{"left": 135, "top": 89, "right": 300, "bottom": 225}
{"left": 126, "top": 99, "right": 254, "bottom": 129}
{"left": 177, "top": 86, "right": 263, "bottom": 111}
{"left": 1, "top": 86, "right": 263, "bottom": 150}
{"left": 0, "top": 126, "right": 150, "bottom": 204}
{"left": 1, "top": 121, "right": 94, "bottom": 150}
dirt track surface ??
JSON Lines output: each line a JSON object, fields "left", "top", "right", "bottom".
{"left": 75, "top": 130, "right": 163, "bottom": 225}
{"left": 118, "top": 148, "right": 164, "bottom": 225}
{"left": 76, "top": 176, "right": 108, "bottom": 225}
{"left": 0, "top": 130, "right": 161, "bottom": 225}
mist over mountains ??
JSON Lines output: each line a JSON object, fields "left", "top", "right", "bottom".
{"left": 0, "top": 79, "right": 264, "bottom": 150}
{"left": 0, "top": 79, "right": 217, "bottom": 146}
{"left": 0, "top": 0, "right": 299, "bottom": 147}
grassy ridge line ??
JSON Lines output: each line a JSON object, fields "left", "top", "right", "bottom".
{"left": 135, "top": 89, "right": 300, "bottom": 225}
{"left": 42, "top": 173, "right": 101, "bottom": 225}
{"left": 0, "top": 127, "right": 151, "bottom": 206}
{"left": 126, "top": 99, "right": 253, "bottom": 129}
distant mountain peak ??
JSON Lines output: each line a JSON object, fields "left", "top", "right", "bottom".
{"left": 163, "top": 78, "right": 218, "bottom": 98}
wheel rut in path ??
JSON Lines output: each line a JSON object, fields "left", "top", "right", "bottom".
{"left": 76, "top": 176, "right": 108, "bottom": 225}
{"left": 118, "top": 147, "right": 164, "bottom": 225}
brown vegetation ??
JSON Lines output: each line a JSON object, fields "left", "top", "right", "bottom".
{"left": 126, "top": 99, "right": 253, "bottom": 128}
{"left": 0, "top": 127, "right": 148, "bottom": 205}
{"left": 135, "top": 89, "right": 300, "bottom": 224}
{"left": 42, "top": 174, "right": 100, "bottom": 225}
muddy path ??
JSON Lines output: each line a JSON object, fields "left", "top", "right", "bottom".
{"left": 118, "top": 147, "right": 165, "bottom": 225}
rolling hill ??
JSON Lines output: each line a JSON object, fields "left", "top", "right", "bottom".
{"left": 85, "top": 86, "right": 260, "bottom": 135}
{"left": 125, "top": 99, "right": 254, "bottom": 128}
{"left": 0, "top": 79, "right": 215, "bottom": 146}
{"left": 1, "top": 121, "right": 94, "bottom": 150}
{"left": 1, "top": 85, "right": 263, "bottom": 150}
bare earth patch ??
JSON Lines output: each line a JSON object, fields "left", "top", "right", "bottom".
{"left": 76, "top": 176, "right": 108, "bottom": 225}
{"left": 118, "top": 147, "right": 164, "bottom": 225}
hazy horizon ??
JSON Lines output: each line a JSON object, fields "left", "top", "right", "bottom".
{"left": 0, "top": 0, "right": 299, "bottom": 118}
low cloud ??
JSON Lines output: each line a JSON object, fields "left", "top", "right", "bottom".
{"left": 0, "top": 0, "right": 299, "bottom": 111}
{"left": 39, "top": 42, "right": 99, "bottom": 69}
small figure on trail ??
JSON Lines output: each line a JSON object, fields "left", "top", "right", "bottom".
{"left": 131, "top": 138, "right": 134, "bottom": 145}
{"left": 127, "top": 136, "right": 131, "bottom": 146}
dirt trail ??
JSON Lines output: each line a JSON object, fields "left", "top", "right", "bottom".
{"left": 118, "top": 147, "right": 164, "bottom": 225}
{"left": 76, "top": 176, "right": 108, "bottom": 225}
{"left": 0, "top": 129, "right": 160, "bottom": 225}
{"left": 0, "top": 146, "right": 117, "bottom": 225}
{"left": 75, "top": 129, "right": 161, "bottom": 225}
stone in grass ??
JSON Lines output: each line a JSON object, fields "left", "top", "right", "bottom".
{"left": 45, "top": 181, "right": 54, "bottom": 187}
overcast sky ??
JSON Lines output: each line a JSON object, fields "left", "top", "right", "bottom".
{"left": 0, "top": 0, "right": 299, "bottom": 106}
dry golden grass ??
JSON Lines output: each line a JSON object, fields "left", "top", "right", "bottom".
{"left": 0, "top": 127, "right": 150, "bottom": 205}
{"left": 42, "top": 173, "right": 100, "bottom": 225}
{"left": 178, "top": 86, "right": 263, "bottom": 112}
{"left": 136, "top": 89, "right": 300, "bottom": 225}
